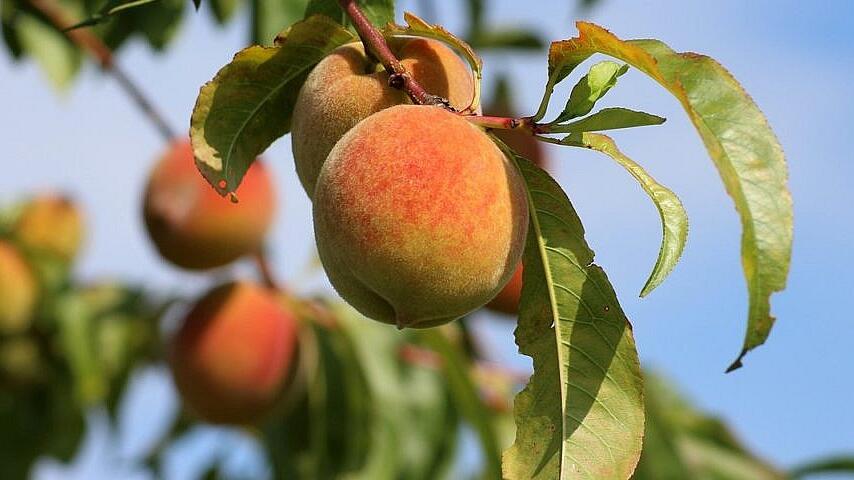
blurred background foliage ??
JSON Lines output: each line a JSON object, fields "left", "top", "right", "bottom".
{"left": 0, "top": 0, "right": 850, "bottom": 479}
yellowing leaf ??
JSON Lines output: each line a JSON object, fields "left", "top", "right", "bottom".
{"left": 191, "top": 15, "right": 354, "bottom": 195}
{"left": 549, "top": 22, "right": 792, "bottom": 370}
{"left": 567, "top": 133, "right": 688, "bottom": 297}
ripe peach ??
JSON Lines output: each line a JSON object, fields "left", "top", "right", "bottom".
{"left": 169, "top": 282, "right": 299, "bottom": 425}
{"left": 143, "top": 140, "right": 275, "bottom": 270}
{"left": 485, "top": 263, "right": 524, "bottom": 315}
{"left": 0, "top": 241, "right": 38, "bottom": 334}
{"left": 14, "top": 194, "right": 84, "bottom": 262}
{"left": 291, "top": 37, "right": 475, "bottom": 198}
{"left": 313, "top": 105, "right": 529, "bottom": 328}
{"left": 483, "top": 83, "right": 547, "bottom": 316}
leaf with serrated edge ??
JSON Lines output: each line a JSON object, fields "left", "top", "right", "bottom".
{"left": 191, "top": 15, "right": 354, "bottom": 195}
{"left": 501, "top": 152, "right": 644, "bottom": 480}
{"left": 566, "top": 133, "right": 687, "bottom": 296}
{"left": 550, "top": 22, "right": 792, "bottom": 370}
{"left": 555, "top": 61, "right": 627, "bottom": 123}
{"left": 384, "top": 12, "right": 483, "bottom": 113}
{"left": 552, "top": 107, "right": 664, "bottom": 134}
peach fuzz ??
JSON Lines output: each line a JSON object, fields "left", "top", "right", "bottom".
{"left": 169, "top": 282, "right": 299, "bottom": 425}
{"left": 143, "top": 140, "right": 275, "bottom": 270}
{"left": 291, "top": 37, "right": 475, "bottom": 198}
{"left": 313, "top": 105, "right": 529, "bottom": 328}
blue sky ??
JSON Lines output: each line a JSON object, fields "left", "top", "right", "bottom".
{"left": 2, "top": 0, "right": 853, "bottom": 477}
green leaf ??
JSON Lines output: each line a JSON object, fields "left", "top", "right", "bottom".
{"left": 65, "top": 0, "right": 160, "bottom": 31}
{"left": 549, "top": 22, "right": 793, "bottom": 370}
{"left": 634, "top": 373, "right": 785, "bottom": 480}
{"left": 384, "top": 12, "right": 483, "bottom": 113}
{"left": 251, "top": 0, "right": 307, "bottom": 45}
{"left": 551, "top": 107, "right": 664, "bottom": 134}
{"left": 16, "top": 14, "right": 82, "bottom": 91}
{"left": 418, "top": 329, "right": 502, "bottom": 480}
{"left": 304, "top": 0, "right": 393, "bottom": 26}
{"left": 563, "top": 133, "right": 687, "bottom": 296}
{"left": 555, "top": 61, "right": 627, "bottom": 123}
{"left": 790, "top": 456, "right": 854, "bottom": 478}
{"left": 190, "top": 15, "right": 355, "bottom": 195}
{"left": 334, "top": 304, "right": 460, "bottom": 480}
{"left": 501, "top": 154, "right": 645, "bottom": 480}
{"left": 54, "top": 292, "right": 108, "bottom": 406}
{"left": 209, "top": 0, "right": 241, "bottom": 24}
{"left": 468, "top": 28, "right": 544, "bottom": 51}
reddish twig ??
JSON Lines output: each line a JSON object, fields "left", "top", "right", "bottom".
{"left": 338, "top": 0, "right": 452, "bottom": 108}
{"left": 25, "top": 0, "right": 175, "bottom": 141}
{"left": 253, "top": 248, "right": 283, "bottom": 292}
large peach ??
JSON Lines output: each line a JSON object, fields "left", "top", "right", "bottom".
{"left": 169, "top": 282, "right": 299, "bottom": 425}
{"left": 0, "top": 241, "right": 38, "bottom": 334}
{"left": 313, "top": 105, "right": 528, "bottom": 328}
{"left": 143, "top": 140, "right": 275, "bottom": 270}
{"left": 14, "top": 194, "right": 84, "bottom": 263}
{"left": 291, "top": 37, "right": 475, "bottom": 198}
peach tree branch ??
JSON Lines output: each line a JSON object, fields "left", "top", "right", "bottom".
{"left": 26, "top": 0, "right": 175, "bottom": 141}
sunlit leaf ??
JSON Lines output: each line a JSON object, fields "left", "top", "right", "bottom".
{"left": 548, "top": 22, "right": 792, "bottom": 370}
{"left": 564, "top": 133, "right": 687, "bottom": 296}
{"left": 502, "top": 154, "right": 644, "bottom": 480}
{"left": 555, "top": 60, "right": 627, "bottom": 123}
{"left": 551, "top": 107, "right": 664, "bottom": 134}
{"left": 384, "top": 12, "right": 482, "bottom": 113}
{"left": 191, "top": 15, "right": 354, "bottom": 195}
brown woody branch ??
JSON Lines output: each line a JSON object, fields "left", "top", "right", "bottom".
{"left": 338, "top": 0, "right": 453, "bottom": 108}
{"left": 25, "top": 0, "right": 175, "bottom": 141}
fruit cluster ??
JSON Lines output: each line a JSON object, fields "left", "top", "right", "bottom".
{"left": 142, "top": 37, "right": 543, "bottom": 426}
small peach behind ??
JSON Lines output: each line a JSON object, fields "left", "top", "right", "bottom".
{"left": 313, "top": 105, "right": 529, "bottom": 328}
{"left": 14, "top": 194, "right": 84, "bottom": 263}
{"left": 0, "top": 241, "right": 38, "bottom": 334}
{"left": 169, "top": 282, "right": 299, "bottom": 425}
{"left": 143, "top": 140, "right": 275, "bottom": 270}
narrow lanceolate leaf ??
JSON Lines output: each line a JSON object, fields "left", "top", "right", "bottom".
{"left": 555, "top": 61, "right": 628, "bottom": 123}
{"left": 550, "top": 22, "right": 792, "bottom": 370}
{"left": 191, "top": 15, "right": 354, "bottom": 195}
{"left": 790, "top": 456, "right": 854, "bottom": 479}
{"left": 65, "top": 0, "right": 159, "bottom": 30}
{"left": 384, "top": 12, "right": 483, "bottom": 113}
{"left": 502, "top": 155, "right": 644, "bottom": 480}
{"left": 552, "top": 107, "right": 665, "bottom": 134}
{"left": 565, "top": 133, "right": 687, "bottom": 297}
